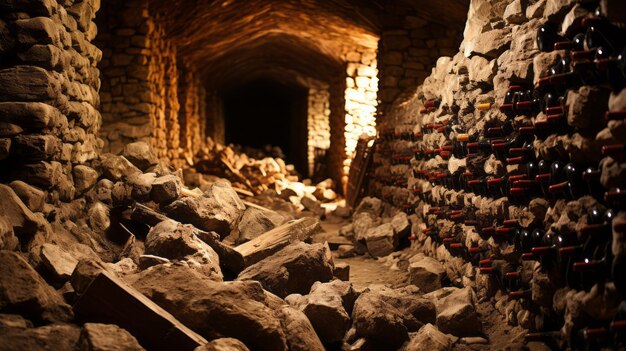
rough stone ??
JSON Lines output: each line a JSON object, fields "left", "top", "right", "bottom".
{"left": 237, "top": 242, "right": 334, "bottom": 298}
{"left": 164, "top": 180, "right": 245, "bottom": 236}
{"left": 73, "top": 165, "right": 99, "bottom": 194}
{"left": 273, "top": 306, "right": 325, "bottom": 351}
{"left": 131, "top": 264, "right": 288, "bottom": 351}
{"left": 354, "top": 197, "right": 383, "bottom": 217}
{"left": 364, "top": 223, "right": 397, "bottom": 257}
{"left": 408, "top": 256, "right": 446, "bottom": 293}
{"left": 122, "top": 141, "right": 158, "bottom": 171}
{"left": 426, "top": 287, "right": 482, "bottom": 337}
{"left": 150, "top": 175, "right": 182, "bottom": 204}
{"left": 405, "top": 323, "right": 457, "bottom": 351}
{"left": 235, "top": 208, "right": 286, "bottom": 244}
{"left": 78, "top": 323, "right": 145, "bottom": 351}
{"left": 0, "top": 323, "right": 80, "bottom": 351}
{"left": 0, "top": 250, "right": 73, "bottom": 323}
{"left": 40, "top": 243, "right": 79, "bottom": 282}
{"left": 8, "top": 180, "right": 45, "bottom": 213}
{"left": 144, "top": 219, "right": 222, "bottom": 281}
{"left": 99, "top": 154, "right": 141, "bottom": 181}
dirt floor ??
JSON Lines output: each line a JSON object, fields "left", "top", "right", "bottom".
{"left": 314, "top": 216, "right": 529, "bottom": 351}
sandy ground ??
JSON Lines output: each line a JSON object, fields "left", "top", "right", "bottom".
{"left": 314, "top": 215, "right": 528, "bottom": 350}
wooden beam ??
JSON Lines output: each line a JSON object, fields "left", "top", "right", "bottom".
{"left": 234, "top": 217, "right": 321, "bottom": 269}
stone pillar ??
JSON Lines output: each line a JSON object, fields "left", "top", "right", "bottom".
{"left": 0, "top": 0, "right": 102, "bottom": 203}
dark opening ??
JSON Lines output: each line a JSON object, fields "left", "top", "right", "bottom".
{"left": 223, "top": 78, "right": 309, "bottom": 176}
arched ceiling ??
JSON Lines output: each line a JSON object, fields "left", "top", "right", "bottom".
{"left": 149, "top": 0, "right": 469, "bottom": 88}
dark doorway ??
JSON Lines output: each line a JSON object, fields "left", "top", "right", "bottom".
{"left": 223, "top": 78, "right": 309, "bottom": 176}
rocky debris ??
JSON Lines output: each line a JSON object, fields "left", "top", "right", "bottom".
{"left": 122, "top": 141, "right": 158, "bottom": 171}
{"left": 425, "top": 287, "right": 482, "bottom": 337}
{"left": 150, "top": 175, "right": 182, "bottom": 204}
{"left": 39, "top": 243, "right": 79, "bottom": 283}
{"left": 0, "top": 184, "right": 50, "bottom": 249}
{"left": 144, "top": 219, "right": 222, "bottom": 281}
{"left": 0, "top": 323, "right": 81, "bottom": 351}
{"left": 405, "top": 323, "right": 458, "bottom": 351}
{"left": 334, "top": 262, "right": 350, "bottom": 281}
{"left": 351, "top": 291, "right": 421, "bottom": 349}
{"left": 408, "top": 256, "right": 446, "bottom": 293}
{"left": 131, "top": 263, "right": 288, "bottom": 351}
{"left": 300, "top": 195, "right": 326, "bottom": 218}
{"left": 0, "top": 250, "right": 73, "bottom": 323}
{"left": 194, "top": 338, "right": 250, "bottom": 351}
{"left": 273, "top": 305, "right": 325, "bottom": 351}
{"left": 368, "top": 285, "right": 437, "bottom": 325}
{"left": 566, "top": 86, "right": 610, "bottom": 133}
{"left": 73, "top": 268, "right": 208, "bottom": 350}
{"left": 364, "top": 223, "right": 397, "bottom": 257}
{"left": 234, "top": 207, "right": 286, "bottom": 244}
{"left": 164, "top": 180, "right": 245, "bottom": 237}
{"left": 99, "top": 154, "right": 142, "bottom": 182}
{"left": 78, "top": 323, "right": 145, "bottom": 351}
{"left": 286, "top": 280, "right": 357, "bottom": 344}
{"left": 354, "top": 196, "right": 383, "bottom": 217}
{"left": 237, "top": 242, "right": 334, "bottom": 298}
{"left": 73, "top": 165, "right": 99, "bottom": 194}
{"left": 0, "top": 218, "right": 19, "bottom": 251}
{"left": 8, "top": 180, "right": 45, "bottom": 213}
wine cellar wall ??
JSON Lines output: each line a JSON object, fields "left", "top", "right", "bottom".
{"left": 369, "top": 0, "right": 626, "bottom": 348}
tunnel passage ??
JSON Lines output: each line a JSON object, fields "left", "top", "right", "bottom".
{"left": 223, "top": 78, "right": 309, "bottom": 176}
{"left": 93, "top": 0, "right": 466, "bottom": 188}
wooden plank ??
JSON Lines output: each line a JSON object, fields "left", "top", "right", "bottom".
{"left": 73, "top": 270, "right": 207, "bottom": 351}
{"left": 346, "top": 137, "right": 376, "bottom": 209}
{"left": 234, "top": 217, "right": 321, "bottom": 269}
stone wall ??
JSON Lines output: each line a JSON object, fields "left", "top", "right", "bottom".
{"left": 376, "top": 8, "right": 462, "bottom": 115}
{"left": 96, "top": 0, "right": 206, "bottom": 167}
{"left": 370, "top": 0, "right": 626, "bottom": 342}
{"left": 307, "top": 87, "right": 331, "bottom": 176}
{"left": 0, "top": 0, "right": 102, "bottom": 203}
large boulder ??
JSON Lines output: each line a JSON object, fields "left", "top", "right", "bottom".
{"left": 164, "top": 180, "right": 245, "bottom": 237}
{"left": 78, "top": 323, "right": 145, "bottom": 351}
{"left": 408, "top": 256, "right": 446, "bottom": 293}
{"left": 150, "top": 175, "right": 182, "bottom": 204}
{"left": 286, "top": 280, "right": 358, "bottom": 344}
{"left": 144, "top": 220, "right": 222, "bottom": 281}
{"left": 0, "top": 323, "right": 80, "bottom": 351}
{"left": 405, "top": 323, "right": 457, "bottom": 351}
{"left": 237, "top": 242, "right": 334, "bottom": 298}
{"left": 367, "top": 285, "right": 436, "bottom": 325}
{"left": 194, "top": 338, "right": 250, "bottom": 351}
{"left": 364, "top": 223, "right": 397, "bottom": 257}
{"left": 131, "top": 263, "right": 288, "bottom": 351}
{"left": 0, "top": 250, "right": 73, "bottom": 323}
{"left": 354, "top": 197, "right": 383, "bottom": 217}
{"left": 274, "top": 305, "right": 325, "bottom": 351}
{"left": 426, "top": 287, "right": 482, "bottom": 337}
{"left": 235, "top": 208, "right": 286, "bottom": 244}
{"left": 351, "top": 291, "right": 421, "bottom": 349}
{"left": 122, "top": 141, "right": 158, "bottom": 171}
{"left": 0, "top": 184, "right": 50, "bottom": 249}
{"left": 98, "top": 154, "right": 141, "bottom": 181}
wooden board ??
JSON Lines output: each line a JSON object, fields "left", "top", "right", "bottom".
{"left": 234, "top": 217, "right": 321, "bottom": 269}
{"left": 73, "top": 270, "right": 207, "bottom": 351}
{"left": 346, "top": 137, "right": 376, "bottom": 209}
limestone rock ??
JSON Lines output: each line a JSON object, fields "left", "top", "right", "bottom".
{"left": 194, "top": 338, "right": 250, "bottom": 351}
{"left": 40, "top": 243, "right": 79, "bottom": 282}
{"left": 0, "top": 250, "right": 73, "bottom": 323}
{"left": 274, "top": 305, "right": 325, "bottom": 351}
{"left": 300, "top": 195, "right": 325, "bottom": 217}
{"left": 405, "top": 323, "right": 457, "bottom": 351}
{"left": 351, "top": 291, "right": 420, "bottom": 349}
{"left": 8, "top": 180, "right": 45, "bottom": 213}
{"left": 408, "top": 256, "right": 446, "bottom": 293}
{"left": 164, "top": 180, "right": 245, "bottom": 236}
{"left": 0, "top": 218, "right": 18, "bottom": 251}
{"left": 368, "top": 285, "right": 437, "bottom": 325}
{"left": 73, "top": 165, "right": 98, "bottom": 194}
{"left": 122, "top": 141, "right": 158, "bottom": 171}
{"left": 150, "top": 175, "right": 182, "bottom": 204}
{"left": 99, "top": 154, "right": 141, "bottom": 181}
{"left": 566, "top": 86, "right": 610, "bottom": 133}
{"left": 235, "top": 207, "right": 286, "bottom": 244}
{"left": 132, "top": 263, "right": 288, "bottom": 351}
{"left": 354, "top": 197, "right": 383, "bottom": 217}
{"left": 144, "top": 220, "right": 222, "bottom": 281}
{"left": 427, "top": 287, "right": 482, "bottom": 337}
{"left": 0, "top": 184, "right": 50, "bottom": 247}
{"left": 0, "top": 323, "right": 80, "bottom": 351}
{"left": 504, "top": 0, "right": 526, "bottom": 24}
{"left": 78, "top": 323, "right": 145, "bottom": 351}
{"left": 364, "top": 223, "right": 397, "bottom": 257}
{"left": 237, "top": 242, "right": 334, "bottom": 298}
